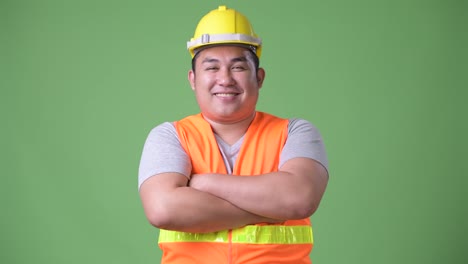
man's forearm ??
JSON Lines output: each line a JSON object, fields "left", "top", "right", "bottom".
{"left": 189, "top": 158, "right": 329, "bottom": 220}
{"left": 190, "top": 172, "right": 306, "bottom": 220}
{"left": 154, "top": 187, "right": 281, "bottom": 232}
{"left": 140, "top": 174, "right": 281, "bottom": 233}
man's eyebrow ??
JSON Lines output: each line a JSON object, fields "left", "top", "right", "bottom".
{"left": 201, "top": 57, "right": 219, "bottom": 63}
{"left": 231, "top": 56, "right": 248, "bottom": 63}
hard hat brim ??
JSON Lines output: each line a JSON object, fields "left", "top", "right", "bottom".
{"left": 187, "top": 33, "right": 262, "bottom": 58}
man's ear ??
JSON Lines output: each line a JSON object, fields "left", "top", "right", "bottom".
{"left": 257, "top": 68, "right": 266, "bottom": 88}
{"left": 188, "top": 70, "right": 196, "bottom": 91}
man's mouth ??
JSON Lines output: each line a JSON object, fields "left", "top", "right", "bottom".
{"left": 214, "top": 93, "right": 239, "bottom": 97}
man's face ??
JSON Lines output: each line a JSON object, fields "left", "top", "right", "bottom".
{"left": 188, "top": 45, "right": 265, "bottom": 124}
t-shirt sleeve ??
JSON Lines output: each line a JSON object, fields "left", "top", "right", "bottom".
{"left": 138, "top": 122, "right": 192, "bottom": 190}
{"left": 280, "top": 118, "right": 329, "bottom": 172}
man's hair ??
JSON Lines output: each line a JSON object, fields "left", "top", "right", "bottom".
{"left": 191, "top": 48, "right": 260, "bottom": 73}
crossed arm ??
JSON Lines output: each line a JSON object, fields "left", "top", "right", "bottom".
{"left": 139, "top": 157, "right": 328, "bottom": 233}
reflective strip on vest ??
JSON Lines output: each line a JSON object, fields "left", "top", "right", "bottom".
{"left": 159, "top": 230, "right": 229, "bottom": 243}
{"left": 159, "top": 225, "right": 313, "bottom": 244}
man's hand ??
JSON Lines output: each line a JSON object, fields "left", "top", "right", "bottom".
{"left": 189, "top": 173, "right": 214, "bottom": 190}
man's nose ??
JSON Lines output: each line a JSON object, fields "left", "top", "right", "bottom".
{"left": 217, "top": 68, "right": 235, "bottom": 86}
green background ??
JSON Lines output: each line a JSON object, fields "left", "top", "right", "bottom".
{"left": 2, "top": 0, "right": 467, "bottom": 263}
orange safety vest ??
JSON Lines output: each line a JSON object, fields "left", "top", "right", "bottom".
{"left": 159, "top": 112, "right": 313, "bottom": 264}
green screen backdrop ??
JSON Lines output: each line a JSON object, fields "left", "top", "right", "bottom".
{"left": 2, "top": 0, "right": 467, "bottom": 263}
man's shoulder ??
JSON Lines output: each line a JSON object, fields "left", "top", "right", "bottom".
{"left": 257, "top": 112, "right": 316, "bottom": 133}
{"left": 286, "top": 118, "right": 321, "bottom": 136}
{"left": 287, "top": 118, "right": 312, "bottom": 127}
{"left": 151, "top": 121, "right": 175, "bottom": 131}
{"left": 147, "top": 122, "right": 177, "bottom": 139}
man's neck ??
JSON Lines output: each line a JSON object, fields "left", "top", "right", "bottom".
{"left": 204, "top": 112, "right": 256, "bottom": 146}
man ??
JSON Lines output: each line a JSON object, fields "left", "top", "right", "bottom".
{"left": 138, "top": 5, "right": 329, "bottom": 264}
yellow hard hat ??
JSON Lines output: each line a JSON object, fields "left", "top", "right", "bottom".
{"left": 187, "top": 5, "right": 262, "bottom": 58}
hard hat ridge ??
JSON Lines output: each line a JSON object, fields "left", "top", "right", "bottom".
{"left": 187, "top": 5, "right": 262, "bottom": 58}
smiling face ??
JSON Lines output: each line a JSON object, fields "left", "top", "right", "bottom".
{"left": 188, "top": 45, "right": 265, "bottom": 124}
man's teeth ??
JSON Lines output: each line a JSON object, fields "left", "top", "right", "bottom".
{"left": 215, "top": 93, "right": 237, "bottom": 97}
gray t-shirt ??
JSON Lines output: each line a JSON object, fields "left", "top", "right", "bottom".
{"left": 138, "top": 118, "right": 328, "bottom": 189}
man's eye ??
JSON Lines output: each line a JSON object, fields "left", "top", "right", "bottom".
{"left": 206, "top": 67, "right": 218, "bottom": 71}
{"left": 232, "top": 66, "right": 246, "bottom": 71}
